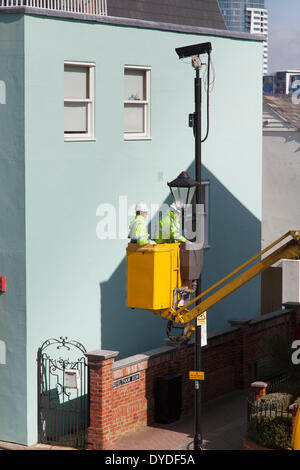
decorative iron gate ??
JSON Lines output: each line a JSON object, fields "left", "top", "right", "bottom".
{"left": 37, "top": 337, "right": 89, "bottom": 449}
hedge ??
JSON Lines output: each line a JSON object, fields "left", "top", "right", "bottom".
{"left": 247, "top": 393, "right": 293, "bottom": 449}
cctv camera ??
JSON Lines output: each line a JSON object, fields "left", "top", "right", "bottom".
{"left": 175, "top": 42, "right": 212, "bottom": 59}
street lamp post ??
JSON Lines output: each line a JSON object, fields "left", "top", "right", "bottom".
{"left": 167, "top": 169, "right": 203, "bottom": 451}
{"left": 175, "top": 41, "right": 212, "bottom": 451}
{"left": 194, "top": 62, "right": 203, "bottom": 453}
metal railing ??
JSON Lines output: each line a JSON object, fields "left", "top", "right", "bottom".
{"left": 246, "top": 374, "right": 299, "bottom": 449}
{"left": 247, "top": 395, "right": 293, "bottom": 422}
{"left": 246, "top": 395, "right": 293, "bottom": 448}
{"left": 0, "top": 0, "right": 107, "bottom": 16}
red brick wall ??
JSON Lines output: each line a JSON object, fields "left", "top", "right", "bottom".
{"left": 86, "top": 305, "right": 300, "bottom": 449}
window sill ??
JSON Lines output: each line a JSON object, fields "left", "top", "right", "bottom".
{"left": 64, "top": 137, "right": 96, "bottom": 142}
{"left": 124, "top": 136, "right": 152, "bottom": 141}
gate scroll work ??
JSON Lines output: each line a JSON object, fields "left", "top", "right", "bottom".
{"left": 37, "top": 337, "right": 89, "bottom": 449}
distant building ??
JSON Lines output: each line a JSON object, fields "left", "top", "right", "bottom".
{"left": 262, "top": 95, "right": 300, "bottom": 313}
{"left": 264, "top": 71, "right": 300, "bottom": 96}
{"left": 263, "top": 74, "right": 275, "bottom": 95}
{"left": 246, "top": 7, "right": 268, "bottom": 74}
{"left": 218, "top": 0, "right": 268, "bottom": 74}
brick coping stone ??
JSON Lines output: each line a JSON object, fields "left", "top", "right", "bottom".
{"left": 112, "top": 345, "right": 177, "bottom": 371}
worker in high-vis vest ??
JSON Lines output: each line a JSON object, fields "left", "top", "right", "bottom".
{"left": 128, "top": 202, "right": 156, "bottom": 246}
{"left": 155, "top": 202, "right": 187, "bottom": 244}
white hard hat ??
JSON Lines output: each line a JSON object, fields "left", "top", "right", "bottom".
{"left": 135, "top": 201, "right": 149, "bottom": 212}
{"left": 170, "top": 202, "right": 183, "bottom": 214}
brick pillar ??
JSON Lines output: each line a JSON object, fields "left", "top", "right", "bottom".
{"left": 85, "top": 349, "right": 119, "bottom": 450}
{"left": 251, "top": 381, "right": 268, "bottom": 401}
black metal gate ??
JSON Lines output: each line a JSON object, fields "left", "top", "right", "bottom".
{"left": 37, "top": 337, "right": 89, "bottom": 449}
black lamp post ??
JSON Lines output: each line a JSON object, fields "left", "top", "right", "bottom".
{"left": 174, "top": 41, "right": 212, "bottom": 451}
{"left": 168, "top": 170, "right": 204, "bottom": 452}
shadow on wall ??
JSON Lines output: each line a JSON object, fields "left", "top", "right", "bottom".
{"left": 100, "top": 162, "right": 261, "bottom": 359}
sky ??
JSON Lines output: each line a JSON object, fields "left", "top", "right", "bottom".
{"left": 266, "top": 0, "right": 300, "bottom": 73}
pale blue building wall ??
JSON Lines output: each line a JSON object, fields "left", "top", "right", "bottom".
{"left": 0, "top": 11, "right": 262, "bottom": 444}
{"left": 0, "top": 14, "right": 27, "bottom": 444}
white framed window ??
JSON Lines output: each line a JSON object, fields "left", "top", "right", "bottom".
{"left": 124, "top": 66, "right": 151, "bottom": 140}
{"left": 64, "top": 61, "right": 95, "bottom": 141}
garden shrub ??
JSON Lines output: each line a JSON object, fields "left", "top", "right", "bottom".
{"left": 255, "top": 393, "right": 293, "bottom": 411}
{"left": 248, "top": 393, "right": 294, "bottom": 449}
{"left": 247, "top": 415, "right": 292, "bottom": 449}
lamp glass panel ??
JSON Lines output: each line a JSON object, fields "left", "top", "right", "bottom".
{"left": 187, "top": 186, "right": 196, "bottom": 205}
{"left": 171, "top": 187, "right": 190, "bottom": 205}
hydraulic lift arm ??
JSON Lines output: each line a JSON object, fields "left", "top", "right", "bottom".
{"left": 168, "top": 231, "right": 300, "bottom": 335}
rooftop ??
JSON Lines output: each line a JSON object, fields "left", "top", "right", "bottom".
{"left": 107, "top": 0, "right": 226, "bottom": 30}
{"left": 0, "top": 3, "right": 265, "bottom": 42}
{"left": 263, "top": 95, "right": 300, "bottom": 132}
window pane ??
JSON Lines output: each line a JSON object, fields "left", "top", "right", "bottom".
{"left": 124, "top": 69, "right": 146, "bottom": 101}
{"left": 64, "top": 65, "right": 89, "bottom": 100}
{"left": 124, "top": 104, "right": 144, "bottom": 133}
{"left": 64, "top": 103, "right": 88, "bottom": 133}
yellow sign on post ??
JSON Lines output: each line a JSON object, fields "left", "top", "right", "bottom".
{"left": 197, "top": 311, "right": 207, "bottom": 347}
{"left": 189, "top": 371, "right": 205, "bottom": 381}
{"left": 196, "top": 311, "right": 206, "bottom": 326}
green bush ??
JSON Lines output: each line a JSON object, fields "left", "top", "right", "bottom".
{"left": 248, "top": 393, "right": 294, "bottom": 449}
{"left": 255, "top": 393, "right": 293, "bottom": 411}
{"left": 247, "top": 415, "right": 292, "bottom": 450}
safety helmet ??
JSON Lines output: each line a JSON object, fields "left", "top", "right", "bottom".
{"left": 135, "top": 201, "right": 149, "bottom": 213}
{"left": 170, "top": 202, "right": 183, "bottom": 214}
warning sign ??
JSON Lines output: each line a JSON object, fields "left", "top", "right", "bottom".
{"left": 197, "top": 311, "right": 207, "bottom": 326}
{"left": 189, "top": 371, "right": 205, "bottom": 381}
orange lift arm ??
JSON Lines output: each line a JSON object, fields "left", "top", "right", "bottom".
{"left": 171, "top": 231, "right": 300, "bottom": 326}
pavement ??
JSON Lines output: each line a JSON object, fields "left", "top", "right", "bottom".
{"left": 0, "top": 389, "right": 249, "bottom": 451}
{"left": 107, "top": 389, "right": 249, "bottom": 451}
